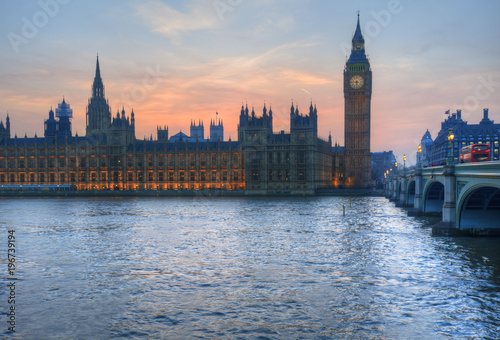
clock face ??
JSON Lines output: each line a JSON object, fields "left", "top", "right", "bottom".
{"left": 350, "top": 75, "right": 364, "bottom": 89}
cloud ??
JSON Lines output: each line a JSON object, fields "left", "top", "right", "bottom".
{"left": 134, "top": 0, "right": 220, "bottom": 41}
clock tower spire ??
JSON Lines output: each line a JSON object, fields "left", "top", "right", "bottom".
{"left": 343, "top": 13, "right": 372, "bottom": 188}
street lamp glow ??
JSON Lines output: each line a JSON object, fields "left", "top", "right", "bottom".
{"left": 417, "top": 144, "right": 422, "bottom": 168}
{"left": 448, "top": 128, "right": 455, "bottom": 143}
{"left": 447, "top": 128, "right": 455, "bottom": 164}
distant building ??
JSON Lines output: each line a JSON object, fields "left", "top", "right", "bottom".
{"left": 332, "top": 144, "right": 345, "bottom": 188}
{"left": 371, "top": 151, "right": 396, "bottom": 183}
{"left": 419, "top": 130, "right": 433, "bottom": 167}
{"left": 420, "top": 109, "right": 500, "bottom": 166}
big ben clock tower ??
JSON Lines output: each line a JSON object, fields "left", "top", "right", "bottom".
{"left": 344, "top": 14, "right": 372, "bottom": 188}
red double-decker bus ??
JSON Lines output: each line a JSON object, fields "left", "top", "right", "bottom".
{"left": 460, "top": 144, "right": 490, "bottom": 163}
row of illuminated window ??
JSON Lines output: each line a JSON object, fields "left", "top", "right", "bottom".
{"left": 453, "top": 141, "right": 499, "bottom": 148}
{"left": 1, "top": 172, "right": 70, "bottom": 184}
{"left": 459, "top": 135, "right": 498, "bottom": 140}
{"left": 0, "top": 153, "right": 241, "bottom": 169}
{"left": 0, "top": 170, "right": 242, "bottom": 184}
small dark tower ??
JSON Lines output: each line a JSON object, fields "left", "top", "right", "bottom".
{"left": 238, "top": 104, "right": 272, "bottom": 144}
{"left": 290, "top": 101, "right": 318, "bottom": 144}
{"left": 190, "top": 120, "right": 204, "bottom": 140}
{"left": 5, "top": 114, "right": 9, "bottom": 137}
{"left": 210, "top": 114, "right": 224, "bottom": 141}
{"left": 109, "top": 106, "right": 136, "bottom": 145}
{"left": 157, "top": 125, "right": 169, "bottom": 141}
{"left": 0, "top": 114, "right": 11, "bottom": 143}
{"left": 480, "top": 108, "right": 493, "bottom": 125}
{"left": 44, "top": 108, "right": 58, "bottom": 138}
{"left": 55, "top": 98, "right": 73, "bottom": 138}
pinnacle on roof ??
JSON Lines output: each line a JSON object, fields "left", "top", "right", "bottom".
{"left": 95, "top": 54, "right": 101, "bottom": 79}
{"left": 92, "top": 54, "right": 105, "bottom": 98}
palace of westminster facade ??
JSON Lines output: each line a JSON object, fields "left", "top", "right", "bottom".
{"left": 0, "top": 17, "right": 372, "bottom": 194}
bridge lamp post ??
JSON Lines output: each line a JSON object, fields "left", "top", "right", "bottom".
{"left": 418, "top": 144, "right": 422, "bottom": 168}
{"left": 403, "top": 155, "right": 406, "bottom": 173}
{"left": 447, "top": 128, "right": 455, "bottom": 165}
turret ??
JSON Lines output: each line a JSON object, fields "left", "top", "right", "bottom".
{"left": 0, "top": 114, "right": 11, "bottom": 141}
{"left": 290, "top": 101, "right": 318, "bottom": 134}
{"left": 55, "top": 98, "right": 73, "bottom": 138}
{"left": 190, "top": 120, "right": 204, "bottom": 140}
{"left": 44, "top": 108, "right": 57, "bottom": 138}
{"left": 6, "top": 114, "right": 10, "bottom": 136}
{"left": 210, "top": 114, "right": 223, "bottom": 141}
{"left": 480, "top": 108, "right": 493, "bottom": 124}
{"left": 157, "top": 125, "right": 169, "bottom": 141}
{"left": 239, "top": 104, "right": 246, "bottom": 128}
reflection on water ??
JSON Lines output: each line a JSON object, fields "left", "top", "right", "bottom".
{"left": 1, "top": 196, "right": 499, "bottom": 339}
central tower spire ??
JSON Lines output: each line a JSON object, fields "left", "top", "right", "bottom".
{"left": 92, "top": 54, "right": 104, "bottom": 98}
{"left": 87, "top": 55, "right": 111, "bottom": 137}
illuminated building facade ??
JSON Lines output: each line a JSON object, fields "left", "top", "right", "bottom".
{"left": 420, "top": 109, "right": 500, "bottom": 166}
{"left": 0, "top": 57, "right": 332, "bottom": 194}
{"left": 238, "top": 103, "right": 333, "bottom": 195}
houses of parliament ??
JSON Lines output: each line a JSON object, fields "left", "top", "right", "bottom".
{"left": 0, "top": 16, "right": 372, "bottom": 194}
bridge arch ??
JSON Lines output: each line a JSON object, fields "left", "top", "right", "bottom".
{"left": 407, "top": 180, "right": 416, "bottom": 205}
{"left": 423, "top": 180, "right": 444, "bottom": 213}
{"left": 458, "top": 185, "right": 500, "bottom": 229}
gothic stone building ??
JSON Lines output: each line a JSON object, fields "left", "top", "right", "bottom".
{"left": 0, "top": 15, "right": 373, "bottom": 194}
{"left": 0, "top": 57, "right": 332, "bottom": 195}
{"left": 238, "top": 103, "right": 332, "bottom": 195}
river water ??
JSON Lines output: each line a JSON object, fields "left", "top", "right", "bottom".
{"left": 1, "top": 196, "right": 499, "bottom": 339}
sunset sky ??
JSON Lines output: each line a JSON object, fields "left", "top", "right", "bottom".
{"left": 1, "top": 0, "right": 499, "bottom": 164}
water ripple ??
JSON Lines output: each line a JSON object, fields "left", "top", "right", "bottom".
{"left": 1, "top": 196, "right": 499, "bottom": 339}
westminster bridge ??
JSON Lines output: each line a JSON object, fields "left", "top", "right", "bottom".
{"left": 386, "top": 161, "right": 500, "bottom": 235}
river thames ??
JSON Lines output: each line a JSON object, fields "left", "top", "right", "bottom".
{"left": 1, "top": 196, "right": 499, "bottom": 339}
